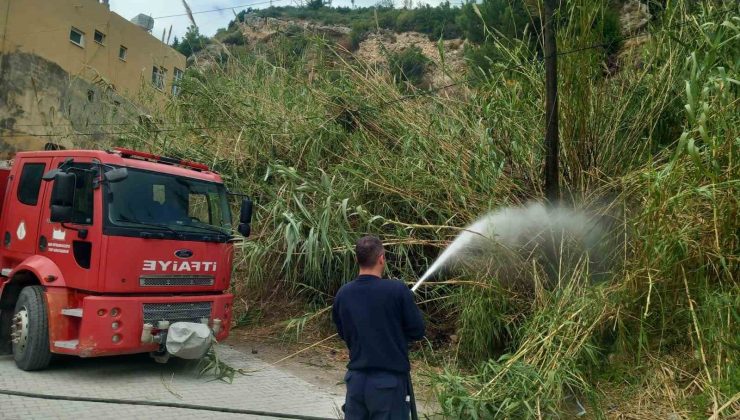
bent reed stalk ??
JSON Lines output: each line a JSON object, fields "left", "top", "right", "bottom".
{"left": 115, "top": 1, "right": 738, "bottom": 417}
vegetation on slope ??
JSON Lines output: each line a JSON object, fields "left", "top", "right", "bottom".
{"left": 129, "top": 0, "right": 737, "bottom": 417}
{"left": 179, "top": 0, "right": 620, "bottom": 73}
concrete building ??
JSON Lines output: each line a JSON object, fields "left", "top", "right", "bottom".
{"left": 0, "top": 0, "right": 187, "bottom": 157}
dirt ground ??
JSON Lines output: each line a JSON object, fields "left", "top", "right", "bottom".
{"left": 226, "top": 327, "right": 442, "bottom": 418}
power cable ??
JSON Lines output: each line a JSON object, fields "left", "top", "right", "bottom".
{"left": 153, "top": 0, "right": 295, "bottom": 20}
{"left": 0, "top": 388, "right": 333, "bottom": 420}
{"left": 8, "top": 119, "right": 256, "bottom": 128}
{"left": 0, "top": 125, "right": 255, "bottom": 138}
{"left": 4, "top": 0, "right": 294, "bottom": 39}
{"left": 373, "top": 5, "right": 737, "bottom": 108}
{"left": 3, "top": 5, "right": 734, "bottom": 137}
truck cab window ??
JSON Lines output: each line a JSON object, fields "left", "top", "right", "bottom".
{"left": 188, "top": 193, "right": 210, "bottom": 222}
{"left": 69, "top": 164, "right": 95, "bottom": 224}
{"left": 17, "top": 163, "right": 46, "bottom": 205}
{"left": 106, "top": 168, "right": 231, "bottom": 239}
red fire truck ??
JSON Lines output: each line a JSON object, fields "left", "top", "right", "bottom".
{"left": 0, "top": 147, "right": 252, "bottom": 370}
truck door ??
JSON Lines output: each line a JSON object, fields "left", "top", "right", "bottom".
{"left": 37, "top": 157, "right": 101, "bottom": 290}
{"left": 2, "top": 157, "right": 53, "bottom": 260}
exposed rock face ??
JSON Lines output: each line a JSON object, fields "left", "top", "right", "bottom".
{"left": 620, "top": 0, "right": 652, "bottom": 34}
{"left": 240, "top": 16, "right": 351, "bottom": 45}
{"left": 356, "top": 31, "right": 466, "bottom": 88}
{"left": 231, "top": 16, "right": 467, "bottom": 89}
{"left": 619, "top": 1, "right": 652, "bottom": 67}
{"left": 0, "top": 52, "right": 136, "bottom": 157}
{"left": 187, "top": 43, "right": 227, "bottom": 69}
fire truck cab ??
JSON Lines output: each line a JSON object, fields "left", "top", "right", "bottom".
{"left": 0, "top": 148, "right": 251, "bottom": 370}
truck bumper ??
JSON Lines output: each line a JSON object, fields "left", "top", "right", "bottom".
{"left": 47, "top": 291, "right": 233, "bottom": 357}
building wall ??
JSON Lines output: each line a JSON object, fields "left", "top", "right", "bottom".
{"left": 0, "top": 0, "right": 186, "bottom": 156}
{"left": 0, "top": 0, "right": 186, "bottom": 96}
{"left": 0, "top": 52, "right": 141, "bottom": 159}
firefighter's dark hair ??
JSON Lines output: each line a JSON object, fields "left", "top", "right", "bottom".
{"left": 355, "top": 235, "right": 384, "bottom": 268}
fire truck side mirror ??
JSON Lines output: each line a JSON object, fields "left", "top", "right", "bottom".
{"left": 42, "top": 169, "right": 61, "bottom": 181}
{"left": 237, "top": 223, "right": 251, "bottom": 237}
{"left": 237, "top": 198, "right": 253, "bottom": 237}
{"left": 104, "top": 167, "right": 128, "bottom": 183}
{"left": 239, "top": 198, "right": 253, "bottom": 224}
{"left": 49, "top": 172, "right": 76, "bottom": 223}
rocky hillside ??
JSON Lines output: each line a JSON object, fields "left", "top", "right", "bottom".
{"left": 222, "top": 15, "right": 467, "bottom": 88}
{"left": 191, "top": 1, "right": 657, "bottom": 88}
{"left": 619, "top": 0, "right": 652, "bottom": 64}
{"left": 355, "top": 31, "right": 466, "bottom": 88}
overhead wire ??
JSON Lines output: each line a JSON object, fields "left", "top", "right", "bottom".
{"left": 0, "top": 6, "right": 734, "bottom": 418}
{"left": 153, "top": 0, "right": 297, "bottom": 20}
{"left": 4, "top": 0, "right": 294, "bottom": 39}
{"left": 373, "top": 4, "right": 737, "bottom": 108}
{"left": 3, "top": 5, "right": 735, "bottom": 138}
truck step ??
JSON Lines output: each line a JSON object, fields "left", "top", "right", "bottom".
{"left": 54, "top": 340, "right": 79, "bottom": 349}
{"left": 0, "top": 268, "right": 10, "bottom": 278}
{"left": 61, "top": 308, "right": 83, "bottom": 317}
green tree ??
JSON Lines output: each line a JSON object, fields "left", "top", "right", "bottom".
{"left": 457, "top": 0, "right": 530, "bottom": 43}
{"left": 175, "top": 25, "right": 210, "bottom": 57}
{"left": 307, "top": 0, "right": 324, "bottom": 10}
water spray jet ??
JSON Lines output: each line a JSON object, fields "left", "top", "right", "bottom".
{"left": 411, "top": 202, "right": 612, "bottom": 291}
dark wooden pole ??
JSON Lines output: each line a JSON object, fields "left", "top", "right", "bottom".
{"left": 543, "top": 0, "right": 560, "bottom": 203}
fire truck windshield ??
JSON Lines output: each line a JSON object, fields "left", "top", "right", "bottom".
{"left": 104, "top": 167, "right": 232, "bottom": 240}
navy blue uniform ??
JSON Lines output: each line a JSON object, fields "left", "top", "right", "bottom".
{"left": 333, "top": 275, "right": 425, "bottom": 419}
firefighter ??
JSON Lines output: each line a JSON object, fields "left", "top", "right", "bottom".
{"left": 332, "top": 235, "right": 425, "bottom": 420}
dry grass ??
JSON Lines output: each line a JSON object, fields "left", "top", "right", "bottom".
{"left": 115, "top": 1, "right": 738, "bottom": 417}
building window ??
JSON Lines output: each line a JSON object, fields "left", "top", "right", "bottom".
{"left": 87, "top": 90, "right": 95, "bottom": 102}
{"left": 118, "top": 45, "right": 127, "bottom": 61}
{"left": 94, "top": 30, "right": 106, "bottom": 45}
{"left": 17, "top": 163, "right": 46, "bottom": 206}
{"left": 172, "top": 68, "right": 183, "bottom": 96}
{"left": 69, "top": 27, "right": 84, "bottom": 47}
{"left": 151, "top": 66, "right": 167, "bottom": 91}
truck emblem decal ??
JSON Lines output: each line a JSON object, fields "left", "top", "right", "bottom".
{"left": 174, "top": 249, "right": 193, "bottom": 259}
{"left": 142, "top": 260, "right": 217, "bottom": 272}
{"left": 52, "top": 228, "right": 66, "bottom": 241}
{"left": 16, "top": 221, "right": 26, "bottom": 240}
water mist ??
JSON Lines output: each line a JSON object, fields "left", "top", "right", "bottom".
{"left": 411, "top": 202, "right": 613, "bottom": 291}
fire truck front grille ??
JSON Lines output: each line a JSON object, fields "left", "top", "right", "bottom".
{"left": 142, "top": 302, "right": 212, "bottom": 325}
{"left": 139, "top": 275, "right": 215, "bottom": 287}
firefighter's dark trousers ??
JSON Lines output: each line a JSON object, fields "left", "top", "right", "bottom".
{"left": 343, "top": 370, "right": 409, "bottom": 420}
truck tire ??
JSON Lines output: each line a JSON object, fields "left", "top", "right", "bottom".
{"left": 12, "top": 286, "right": 51, "bottom": 371}
{"left": 0, "top": 310, "right": 12, "bottom": 355}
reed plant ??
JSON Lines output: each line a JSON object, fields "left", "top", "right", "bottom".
{"left": 117, "top": 0, "right": 738, "bottom": 417}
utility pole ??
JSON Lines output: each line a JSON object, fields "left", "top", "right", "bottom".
{"left": 543, "top": 0, "right": 560, "bottom": 203}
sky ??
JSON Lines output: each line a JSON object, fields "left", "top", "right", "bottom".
{"left": 109, "top": 0, "right": 448, "bottom": 41}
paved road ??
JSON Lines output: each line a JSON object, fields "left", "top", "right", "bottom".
{"left": 0, "top": 345, "right": 343, "bottom": 419}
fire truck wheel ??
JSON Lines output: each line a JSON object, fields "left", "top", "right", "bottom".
{"left": 11, "top": 286, "right": 51, "bottom": 371}
{"left": 0, "top": 310, "right": 12, "bottom": 355}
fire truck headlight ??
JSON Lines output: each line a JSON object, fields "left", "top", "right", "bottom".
{"left": 112, "top": 334, "right": 122, "bottom": 343}
{"left": 112, "top": 321, "right": 120, "bottom": 330}
{"left": 97, "top": 309, "right": 106, "bottom": 316}
{"left": 111, "top": 308, "right": 120, "bottom": 317}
